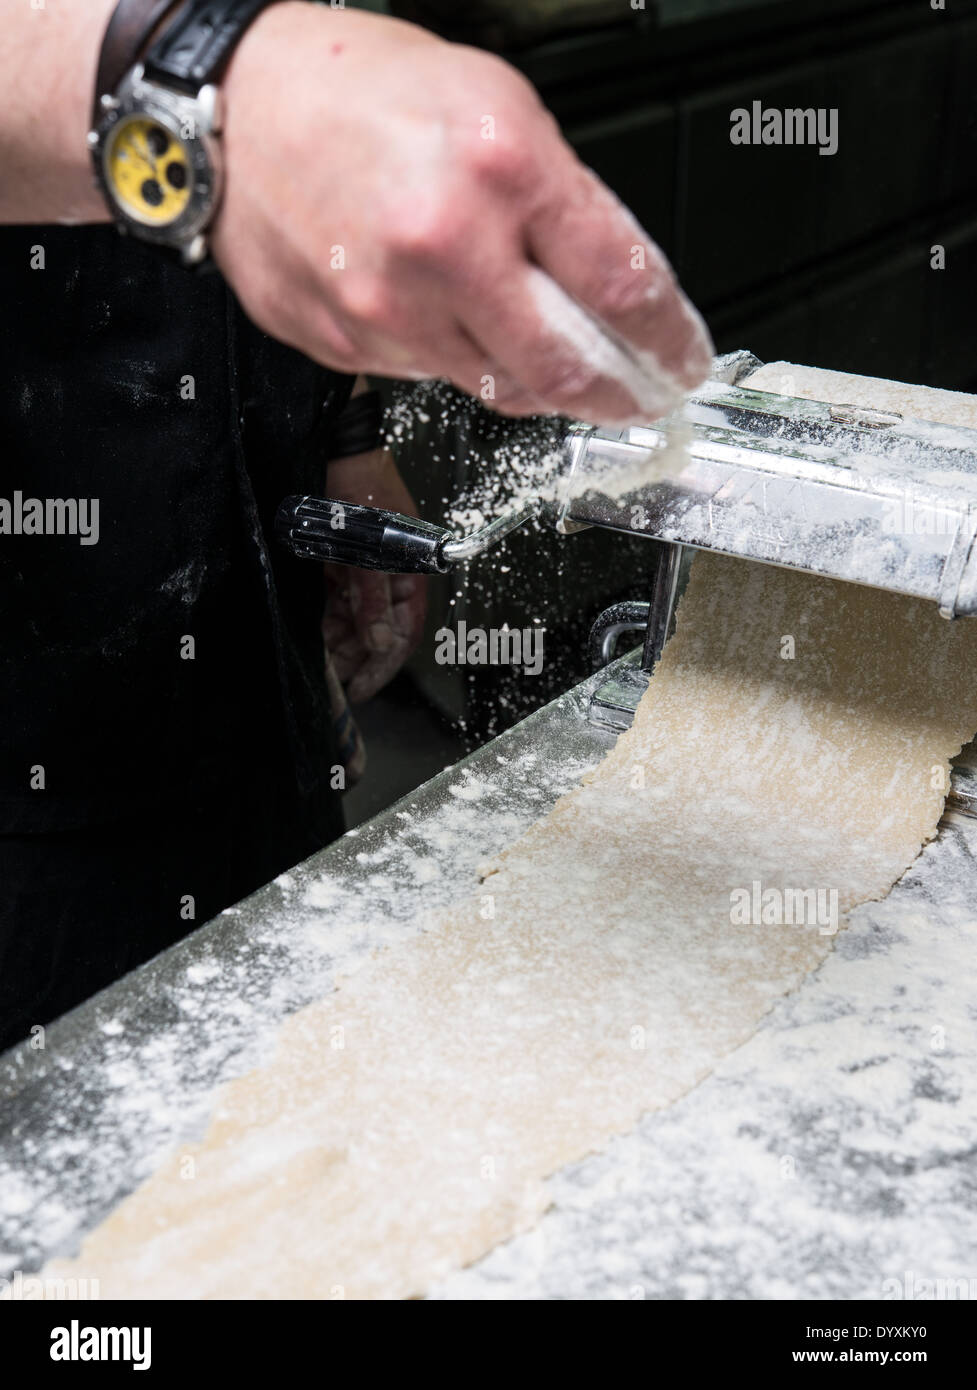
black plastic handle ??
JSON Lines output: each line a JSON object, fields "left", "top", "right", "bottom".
{"left": 275, "top": 495, "right": 452, "bottom": 575}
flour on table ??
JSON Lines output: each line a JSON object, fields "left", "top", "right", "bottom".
{"left": 41, "top": 368, "right": 977, "bottom": 1299}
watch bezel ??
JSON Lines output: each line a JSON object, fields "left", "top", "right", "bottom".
{"left": 91, "top": 66, "right": 223, "bottom": 264}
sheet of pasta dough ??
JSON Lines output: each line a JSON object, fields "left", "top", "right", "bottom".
{"left": 46, "top": 368, "right": 977, "bottom": 1299}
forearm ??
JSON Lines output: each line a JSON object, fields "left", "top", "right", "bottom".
{"left": 0, "top": 0, "right": 115, "bottom": 223}
{"left": 0, "top": 0, "right": 712, "bottom": 424}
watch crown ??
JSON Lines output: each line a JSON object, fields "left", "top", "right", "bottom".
{"left": 197, "top": 84, "right": 222, "bottom": 136}
{"left": 99, "top": 93, "right": 120, "bottom": 112}
{"left": 183, "top": 234, "right": 209, "bottom": 266}
{"left": 86, "top": 130, "right": 99, "bottom": 148}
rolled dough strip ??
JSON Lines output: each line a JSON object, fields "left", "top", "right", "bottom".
{"left": 745, "top": 360, "right": 977, "bottom": 429}
{"left": 43, "top": 369, "right": 977, "bottom": 1299}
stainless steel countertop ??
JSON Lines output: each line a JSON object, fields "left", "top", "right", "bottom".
{"left": 0, "top": 661, "right": 615, "bottom": 1279}
{"left": 2, "top": 653, "right": 976, "bottom": 1298}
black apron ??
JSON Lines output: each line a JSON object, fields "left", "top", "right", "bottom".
{"left": 0, "top": 226, "right": 353, "bottom": 1050}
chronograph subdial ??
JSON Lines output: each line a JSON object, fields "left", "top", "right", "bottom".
{"left": 105, "top": 118, "right": 192, "bottom": 226}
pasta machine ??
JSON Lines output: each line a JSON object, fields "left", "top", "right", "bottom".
{"left": 6, "top": 361, "right": 977, "bottom": 1297}
{"left": 276, "top": 349, "right": 977, "bottom": 815}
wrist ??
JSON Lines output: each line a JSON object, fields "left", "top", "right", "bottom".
{"left": 64, "top": 0, "right": 119, "bottom": 220}
{"left": 326, "top": 450, "right": 407, "bottom": 520}
{"left": 1, "top": 0, "right": 118, "bottom": 224}
{"left": 210, "top": 0, "right": 355, "bottom": 272}
{"left": 218, "top": 0, "right": 316, "bottom": 125}
{"left": 91, "top": 0, "right": 292, "bottom": 265}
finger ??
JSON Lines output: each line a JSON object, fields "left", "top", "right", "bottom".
{"left": 348, "top": 571, "right": 392, "bottom": 626}
{"left": 348, "top": 571, "right": 400, "bottom": 657}
{"left": 323, "top": 562, "right": 355, "bottom": 591}
{"left": 526, "top": 162, "right": 714, "bottom": 396}
{"left": 358, "top": 331, "right": 541, "bottom": 419}
{"left": 323, "top": 616, "right": 351, "bottom": 649}
{"left": 328, "top": 635, "right": 367, "bottom": 685}
{"left": 311, "top": 271, "right": 543, "bottom": 416}
{"left": 462, "top": 263, "right": 666, "bottom": 425}
{"left": 438, "top": 352, "right": 543, "bottom": 418}
{"left": 347, "top": 635, "right": 412, "bottom": 705}
{"left": 390, "top": 574, "right": 416, "bottom": 603}
{"left": 323, "top": 576, "right": 355, "bottom": 650}
{"left": 306, "top": 266, "right": 481, "bottom": 385}
{"left": 390, "top": 575, "right": 428, "bottom": 653}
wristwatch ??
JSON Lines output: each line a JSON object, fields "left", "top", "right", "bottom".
{"left": 89, "top": 0, "right": 282, "bottom": 266}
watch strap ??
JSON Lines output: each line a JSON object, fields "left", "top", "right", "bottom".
{"left": 93, "top": 0, "right": 188, "bottom": 124}
{"left": 143, "top": 0, "right": 283, "bottom": 95}
{"left": 325, "top": 392, "right": 385, "bottom": 462}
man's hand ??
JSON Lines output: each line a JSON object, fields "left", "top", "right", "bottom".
{"left": 322, "top": 448, "right": 428, "bottom": 705}
{"left": 214, "top": 3, "right": 713, "bottom": 427}
{"left": 0, "top": 0, "right": 712, "bottom": 424}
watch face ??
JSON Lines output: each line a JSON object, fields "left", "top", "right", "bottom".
{"left": 104, "top": 115, "right": 192, "bottom": 227}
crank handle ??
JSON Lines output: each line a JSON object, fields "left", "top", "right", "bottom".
{"left": 276, "top": 495, "right": 542, "bottom": 575}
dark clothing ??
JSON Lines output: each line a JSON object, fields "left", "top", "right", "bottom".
{"left": 0, "top": 226, "right": 351, "bottom": 1051}
{"left": 0, "top": 780, "right": 328, "bottom": 1054}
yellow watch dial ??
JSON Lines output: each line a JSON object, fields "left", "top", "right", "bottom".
{"left": 105, "top": 117, "right": 191, "bottom": 226}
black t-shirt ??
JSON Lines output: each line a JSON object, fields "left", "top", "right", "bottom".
{"left": 0, "top": 225, "right": 353, "bottom": 834}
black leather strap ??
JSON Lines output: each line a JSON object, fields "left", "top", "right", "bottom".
{"left": 143, "top": 0, "right": 284, "bottom": 95}
{"left": 93, "top": 0, "right": 188, "bottom": 124}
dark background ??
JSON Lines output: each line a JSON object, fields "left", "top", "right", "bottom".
{"left": 345, "top": 0, "right": 977, "bottom": 821}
